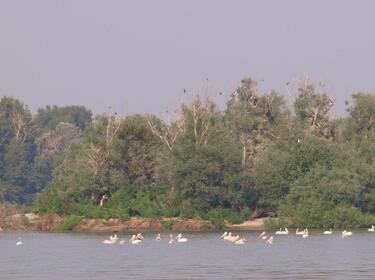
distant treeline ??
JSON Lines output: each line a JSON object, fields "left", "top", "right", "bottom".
{"left": 1, "top": 77, "right": 375, "bottom": 228}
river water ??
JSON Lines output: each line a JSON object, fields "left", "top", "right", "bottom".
{"left": 0, "top": 231, "right": 374, "bottom": 279}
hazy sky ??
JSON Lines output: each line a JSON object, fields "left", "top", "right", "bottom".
{"left": 0, "top": 0, "right": 374, "bottom": 117}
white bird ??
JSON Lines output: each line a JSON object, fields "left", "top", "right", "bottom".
{"left": 323, "top": 229, "right": 332, "bottom": 235}
{"left": 156, "top": 233, "right": 161, "bottom": 240}
{"left": 220, "top": 232, "right": 228, "bottom": 239}
{"left": 176, "top": 233, "right": 188, "bottom": 243}
{"left": 130, "top": 235, "right": 142, "bottom": 244}
{"left": 296, "top": 228, "right": 305, "bottom": 235}
{"left": 16, "top": 237, "right": 22, "bottom": 246}
{"left": 169, "top": 234, "right": 175, "bottom": 245}
{"left": 136, "top": 233, "right": 144, "bottom": 240}
{"left": 234, "top": 238, "right": 246, "bottom": 245}
{"left": 302, "top": 231, "right": 309, "bottom": 238}
{"left": 119, "top": 239, "right": 126, "bottom": 245}
{"left": 368, "top": 225, "right": 375, "bottom": 232}
{"left": 281, "top": 228, "right": 289, "bottom": 235}
{"left": 259, "top": 231, "right": 268, "bottom": 240}
{"left": 102, "top": 235, "right": 118, "bottom": 244}
{"left": 229, "top": 235, "right": 240, "bottom": 242}
{"left": 223, "top": 232, "right": 232, "bottom": 240}
{"left": 266, "top": 236, "right": 274, "bottom": 244}
{"left": 342, "top": 230, "right": 352, "bottom": 238}
{"left": 107, "top": 234, "right": 119, "bottom": 242}
{"left": 275, "top": 228, "right": 283, "bottom": 235}
{"left": 131, "top": 239, "right": 142, "bottom": 245}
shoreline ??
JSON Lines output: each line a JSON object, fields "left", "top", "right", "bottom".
{"left": 0, "top": 213, "right": 267, "bottom": 233}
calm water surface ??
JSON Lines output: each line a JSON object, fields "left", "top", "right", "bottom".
{"left": 1, "top": 231, "right": 374, "bottom": 279}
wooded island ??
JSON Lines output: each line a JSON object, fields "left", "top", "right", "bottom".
{"left": 1, "top": 77, "right": 375, "bottom": 231}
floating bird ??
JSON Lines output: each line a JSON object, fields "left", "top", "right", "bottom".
{"left": 323, "top": 229, "right": 333, "bottom": 235}
{"left": 136, "top": 233, "right": 144, "bottom": 240}
{"left": 169, "top": 234, "right": 175, "bottom": 245}
{"left": 220, "top": 232, "right": 228, "bottom": 239}
{"left": 102, "top": 234, "right": 118, "bottom": 244}
{"left": 228, "top": 235, "right": 240, "bottom": 243}
{"left": 223, "top": 232, "right": 232, "bottom": 240}
{"left": 234, "top": 238, "right": 246, "bottom": 245}
{"left": 368, "top": 225, "right": 375, "bottom": 232}
{"left": 342, "top": 230, "right": 352, "bottom": 239}
{"left": 16, "top": 237, "right": 22, "bottom": 246}
{"left": 259, "top": 231, "right": 268, "bottom": 240}
{"left": 266, "top": 236, "right": 274, "bottom": 244}
{"left": 275, "top": 228, "right": 283, "bottom": 235}
{"left": 156, "top": 233, "right": 161, "bottom": 240}
{"left": 176, "top": 233, "right": 188, "bottom": 243}
{"left": 280, "top": 228, "right": 289, "bottom": 235}
{"left": 296, "top": 228, "right": 305, "bottom": 235}
{"left": 130, "top": 235, "right": 142, "bottom": 245}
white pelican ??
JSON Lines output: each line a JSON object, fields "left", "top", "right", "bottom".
{"left": 302, "top": 231, "right": 309, "bottom": 238}
{"left": 176, "top": 233, "right": 188, "bottom": 243}
{"left": 281, "top": 228, "right": 289, "bottom": 235}
{"left": 341, "top": 230, "right": 352, "bottom": 238}
{"left": 156, "top": 233, "right": 161, "bottom": 240}
{"left": 136, "top": 233, "right": 144, "bottom": 240}
{"left": 229, "top": 235, "right": 240, "bottom": 242}
{"left": 259, "top": 231, "right": 268, "bottom": 240}
{"left": 275, "top": 228, "right": 283, "bottom": 235}
{"left": 323, "top": 229, "right": 332, "bottom": 235}
{"left": 368, "top": 225, "right": 375, "bottom": 232}
{"left": 234, "top": 238, "right": 246, "bottom": 245}
{"left": 16, "top": 237, "right": 22, "bottom": 246}
{"left": 169, "top": 234, "right": 175, "bottom": 245}
{"left": 266, "top": 236, "right": 273, "bottom": 244}
{"left": 223, "top": 232, "right": 232, "bottom": 240}
{"left": 296, "top": 228, "right": 305, "bottom": 235}
{"left": 130, "top": 235, "right": 142, "bottom": 244}
{"left": 220, "top": 232, "right": 228, "bottom": 239}
{"left": 102, "top": 235, "right": 118, "bottom": 244}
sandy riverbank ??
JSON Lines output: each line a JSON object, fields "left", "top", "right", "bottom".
{"left": 0, "top": 213, "right": 266, "bottom": 232}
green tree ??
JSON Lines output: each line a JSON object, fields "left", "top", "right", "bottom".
{"left": 35, "top": 105, "right": 92, "bottom": 131}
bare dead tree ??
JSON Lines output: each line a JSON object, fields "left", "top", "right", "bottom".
{"left": 190, "top": 94, "right": 214, "bottom": 145}
{"left": 87, "top": 112, "right": 121, "bottom": 206}
{"left": 148, "top": 107, "right": 185, "bottom": 151}
{"left": 10, "top": 106, "right": 32, "bottom": 143}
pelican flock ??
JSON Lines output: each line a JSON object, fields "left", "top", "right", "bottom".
{"left": 95, "top": 226, "right": 373, "bottom": 248}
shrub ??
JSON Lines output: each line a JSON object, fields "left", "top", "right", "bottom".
{"left": 58, "top": 215, "right": 82, "bottom": 231}
{"left": 161, "top": 220, "right": 175, "bottom": 230}
{"left": 206, "top": 209, "right": 225, "bottom": 227}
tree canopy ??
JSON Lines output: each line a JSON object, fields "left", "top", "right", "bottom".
{"left": 1, "top": 79, "right": 375, "bottom": 228}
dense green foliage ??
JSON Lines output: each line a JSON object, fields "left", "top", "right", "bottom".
{"left": 57, "top": 215, "right": 83, "bottom": 231}
{"left": 1, "top": 79, "right": 375, "bottom": 228}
